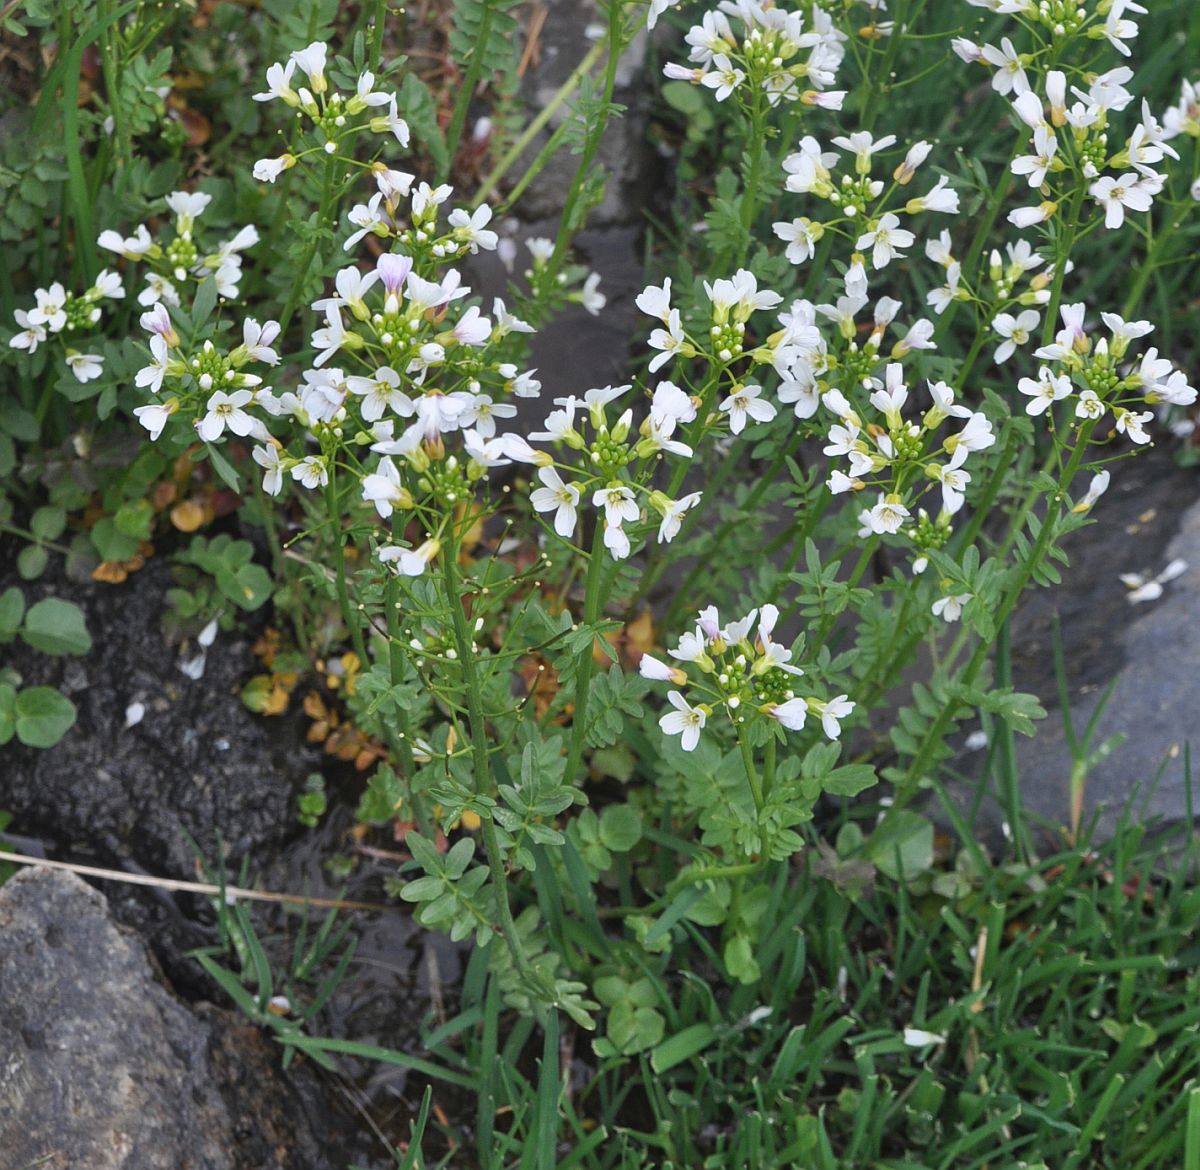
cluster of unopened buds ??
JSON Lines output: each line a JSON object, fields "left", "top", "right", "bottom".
{"left": 251, "top": 41, "right": 409, "bottom": 181}
{"left": 661, "top": 2, "right": 847, "bottom": 108}
{"left": 776, "top": 133, "right": 960, "bottom": 282}
{"left": 9, "top": 270, "right": 123, "bottom": 382}
{"left": 1015, "top": 304, "right": 1196, "bottom": 438}
{"left": 528, "top": 382, "right": 702, "bottom": 559}
{"left": 639, "top": 604, "right": 853, "bottom": 751}
{"left": 99, "top": 191, "right": 259, "bottom": 306}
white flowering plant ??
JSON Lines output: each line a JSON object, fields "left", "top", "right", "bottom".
{"left": 4, "top": 0, "right": 1200, "bottom": 1161}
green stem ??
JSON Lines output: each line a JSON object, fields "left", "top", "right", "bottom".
{"left": 563, "top": 524, "right": 607, "bottom": 787}
{"left": 441, "top": 532, "right": 544, "bottom": 1006}
{"left": 1121, "top": 142, "right": 1200, "bottom": 316}
{"left": 443, "top": 0, "right": 498, "bottom": 182}
{"left": 279, "top": 156, "right": 339, "bottom": 335}
{"left": 547, "top": 4, "right": 626, "bottom": 274}
{"left": 892, "top": 420, "right": 1097, "bottom": 810}
{"left": 325, "top": 466, "right": 368, "bottom": 665}
{"left": 473, "top": 38, "right": 608, "bottom": 209}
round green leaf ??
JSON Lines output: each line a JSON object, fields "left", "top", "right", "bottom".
{"left": 598, "top": 804, "right": 643, "bottom": 853}
{"left": 17, "top": 543, "right": 49, "bottom": 581}
{"left": 30, "top": 505, "right": 66, "bottom": 541}
{"left": 0, "top": 587, "right": 25, "bottom": 639}
{"left": 14, "top": 686, "right": 76, "bottom": 748}
{"left": 0, "top": 682, "right": 16, "bottom": 745}
{"left": 22, "top": 597, "right": 92, "bottom": 656}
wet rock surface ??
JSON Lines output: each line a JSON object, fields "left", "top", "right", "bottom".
{"left": 0, "top": 867, "right": 345, "bottom": 1170}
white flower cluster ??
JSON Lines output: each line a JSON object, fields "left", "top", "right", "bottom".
{"left": 640, "top": 603, "right": 853, "bottom": 751}
{"left": 99, "top": 191, "right": 258, "bottom": 306}
{"left": 995, "top": 69, "right": 1173, "bottom": 231}
{"left": 8, "top": 270, "right": 124, "bottom": 383}
{"left": 663, "top": 1, "right": 847, "bottom": 108}
{"left": 1015, "top": 304, "right": 1195, "bottom": 438}
{"left": 131, "top": 305, "right": 280, "bottom": 443}
{"left": 1162, "top": 78, "right": 1200, "bottom": 201}
{"left": 776, "top": 133, "right": 960, "bottom": 285}
{"left": 819, "top": 363, "right": 996, "bottom": 541}
{"left": 528, "top": 382, "right": 702, "bottom": 559}
{"left": 251, "top": 41, "right": 408, "bottom": 181}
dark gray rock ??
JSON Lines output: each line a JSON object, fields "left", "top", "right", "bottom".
{"left": 0, "top": 556, "right": 316, "bottom": 879}
{"left": 1010, "top": 479, "right": 1200, "bottom": 838}
{"left": 946, "top": 443, "right": 1200, "bottom": 840}
{"left": 0, "top": 867, "right": 339, "bottom": 1170}
{"left": 508, "top": 0, "right": 653, "bottom": 227}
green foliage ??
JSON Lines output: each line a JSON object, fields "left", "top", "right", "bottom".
{"left": 0, "top": 683, "right": 76, "bottom": 748}
{"left": 176, "top": 534, "right": 273, "bottom": 612}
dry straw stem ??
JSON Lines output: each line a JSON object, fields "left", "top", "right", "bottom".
{"left": 0, "top": 848, "right": 393, "bottom": 913}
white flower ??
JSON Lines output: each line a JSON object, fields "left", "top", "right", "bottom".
{"left": 311, "top": 305, "right": 347, "bottom": 367}
{"left": 369, "top": 95, "right": 411, "bottom": 146}
{"left": 720, "top": 384, "right": 777, "bottom": 434}
{"left": 981, "top": 38, "right": 1029, "bottom": 96}
{"left": 290, "top": 41, "right": 328, "bottom": 92}
{"left": 603, "top": 521, "right": 631, "bottom": 560}
{"left": 447, "top": 205, "right": 498, "bottom": 252}
{"left": 867, "top": 494, "right": 910, "bottom": 535}
{"left": 1115, "top": 409, "right": 1153, "bottom": 445}
{"left": 290, "top": 455, "right": 330, "bottom": 490}
{"left": 857, "top": 213, "right": 915, "bottom": 270}
{"left": 991, "top": 309, "right": 1039, "bottom": 364}
{"left": 659, "top": 691, "right": 706, "bottom": 751}
{"left": 814, "top": 695, "right": 854, "bottom": 739}
{"left": 98, "top": 224, "right": 154, "bottom": 258}
{"left": 648, "top": 308, "right": 687, "bottom": 372}
{"left": 906, "top": 176, "right": 959, "bottom": 215}
{"left": 455, "top": 393, "right": 514, "bottom": 438}
{"left": 657, "top": 492, "right": 701, "bottom": 543}
{"left": 28, "top": 283, "right": 67, "bottom": 332}
{"left": 138, "top": 272, "right": 180, "bottom": 308}
{"left": 378, "top": 537, "right": 441, "bottom": 576}
{"left": 135, "top": 334, "right": 171, "bottom": 393}
{"left": 1089, "top": 174, "right": 1153, "bottom": 230}
{"left": 531, "top": 468, "right": 581, "bottom": 537}
{"left": 903, "top": 1028, "right": 946, "bottom": 1047}
{"left": 9, "top": 309, "right": 46, "bottom": 353}
{"left": 932, "top": 593, "right": 972, "bottom": 622}
{"left": 593, "top": 484, "right": 639, "bottom": 526}
{"left": 65, "top": 351, "right": 104, "bottom": 383}
{"left": 635, "top": 278, "right": 673, "bottom": 323}
{"left": 701, "top": 54, "right": 745, "bottom": 102}
{"left": 773, "top": 217, "right": 821, "bottom": 265}
{"left": 579, "top": 272, "right": 606, "bottom": 315}
{"left": 197, "top": 389, "right": 255, "bottom": 442}
{"left": 140, "top": 302, "right": 179, "bottom": 347}
{"left": 165, "top": 191, "right": 212, "bottom": 235}
{"left": 133, "top": 400, "right": 177, "bottom": 440}
{"left": 254, "top": 60, "right": 298, "bottom": 104}
{"left": 240, "top": 318, "right": 281, "bottom": 365}
{"left": 639, "top": 654, "right": 685, "bottom": 685}
{"left": 1018, "top": 367, "right": 1071, "bottom": 415}
{"left": 344, "top": 193, "right": 388, "bottom": 252}
{"left": 1073, "top": 468, "right": 1110, "bottom": 513}
{"left": 361, "top": 457, "right": 409, "bottom": 518}
{"left": 353, "top": 70, "right": 391, "bottom": 108}
{"left": 770, "top": 698, "right": 808, "bottom": 731}
{"left": 253, "top": 154, "right": 295, "bottom": 183}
